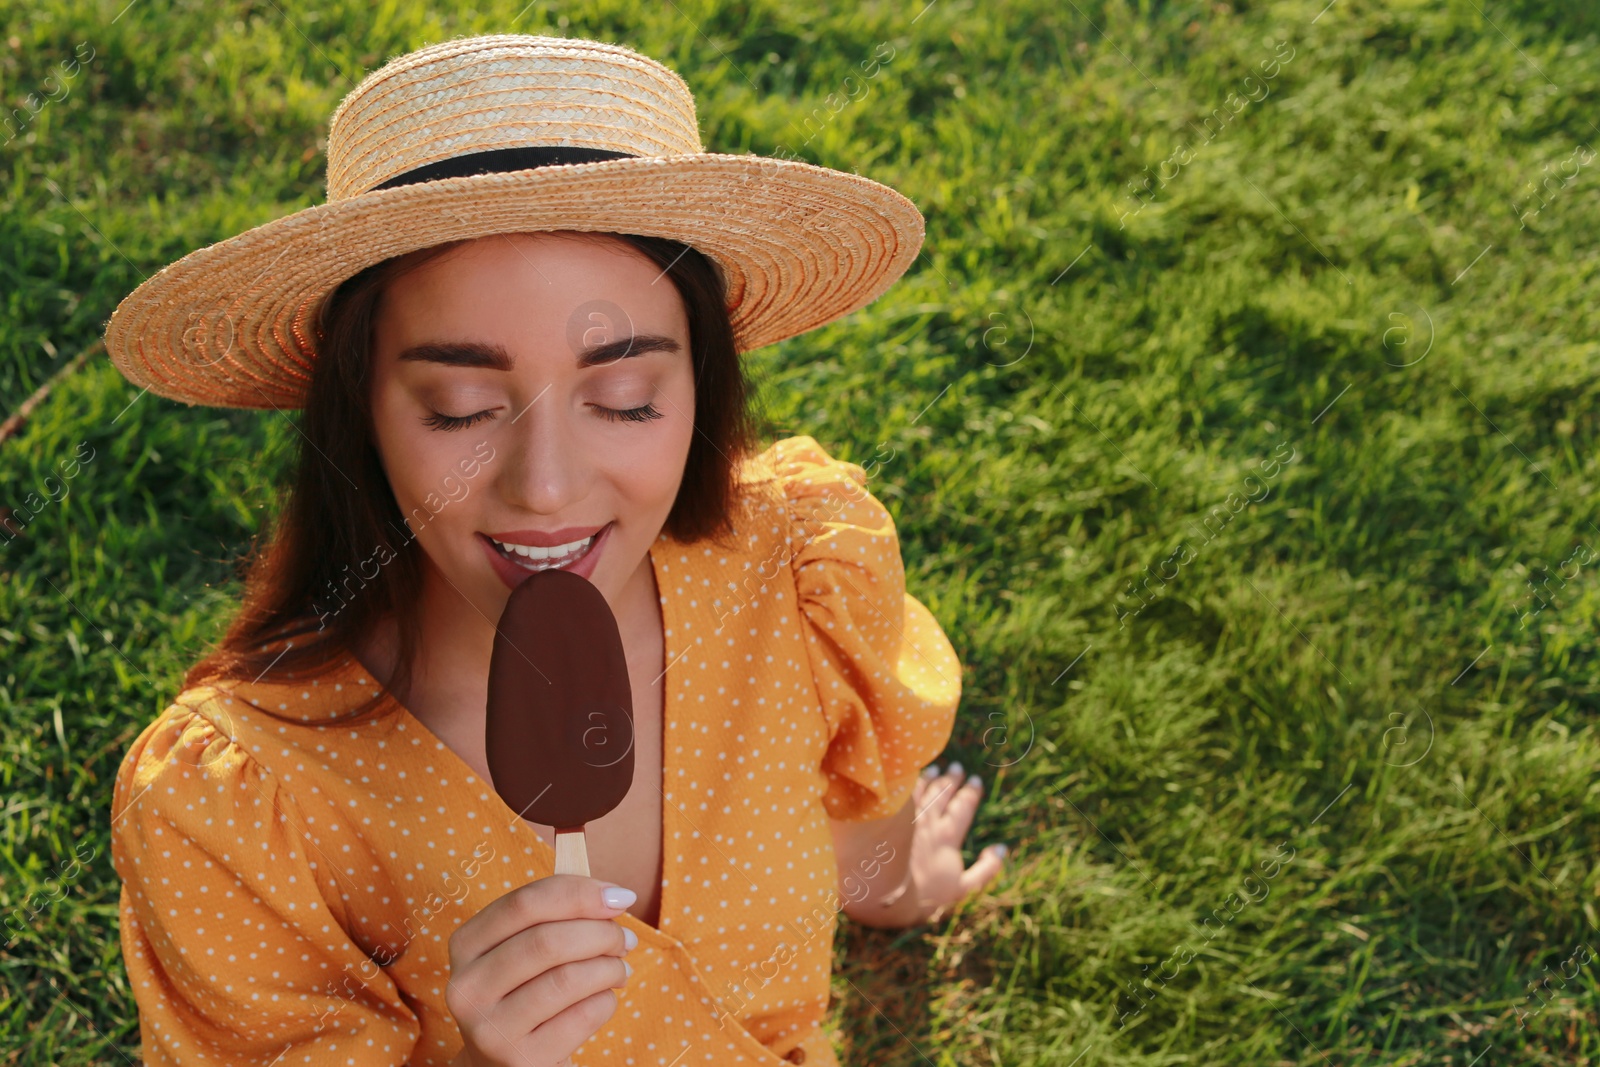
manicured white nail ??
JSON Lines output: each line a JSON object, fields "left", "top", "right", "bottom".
{"left": 602, "top": 886, "right": 637, "bottom": 911}
{"left": 921, "top": 764, "right": 941, "bottom": 779}
{"left": 994, "top": 843, "right": 1009, "bottom": 859}
{"left": 968, "top": 775, "right": 982, "bottom": 791}
{"left": 948, "top": 761, "right": 963, "bottom": 778}
{"left": 622, "top": 927, "right": 639, "bottom": 951}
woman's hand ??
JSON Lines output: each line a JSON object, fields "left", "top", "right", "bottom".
{"left": 899, "top": 761, "right": 1008, "bottom": 924}
{"left": 445, "top": 874, "right": 638, "bottom": 1067}
{"left": 832, "top": 760, "right": 1012, "bottom": 929}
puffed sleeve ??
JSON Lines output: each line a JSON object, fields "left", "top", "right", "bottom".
{"left": 110, "top": 698, "right": 420, "bottom": 1065}
{"left": 774, "top": 435, "right": 963, "bottom": 822}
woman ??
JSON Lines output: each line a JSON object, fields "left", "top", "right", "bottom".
{"left": 104, "top": 34, "right": 1006, "bottom": 1066}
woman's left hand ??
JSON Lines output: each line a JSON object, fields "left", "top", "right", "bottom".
{"left": 898, "top": 761, "right": 1008, "bottom": 924}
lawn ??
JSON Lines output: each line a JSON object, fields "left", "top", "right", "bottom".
{"left": 3, "top": 0, "right": 1600, "bottom": 1063}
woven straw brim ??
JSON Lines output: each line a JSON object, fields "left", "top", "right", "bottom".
{"left": 103, "top": 154, "right": 925, "bottom": 410}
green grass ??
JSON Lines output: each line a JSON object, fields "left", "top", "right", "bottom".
{"left": 3, "top": 0, "right": 1600, "bottom": 1063}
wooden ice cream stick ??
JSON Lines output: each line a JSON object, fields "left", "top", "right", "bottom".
{"left": 554, "top": 829, "right": 590, "bottom": 876}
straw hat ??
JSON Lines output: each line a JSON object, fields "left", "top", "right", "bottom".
{"left": 101, "top": 33, "right": 925, "bottom": 410}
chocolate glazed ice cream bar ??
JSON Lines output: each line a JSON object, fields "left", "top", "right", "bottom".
{"left": 486, "top": 569, "right": 636, "bottom": 876}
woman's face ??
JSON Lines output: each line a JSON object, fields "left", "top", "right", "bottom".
{"left": 367, "top": 231, "right": 696, "bottom": 619}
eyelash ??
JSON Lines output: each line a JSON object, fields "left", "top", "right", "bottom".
{"left": 420, "top": 403, "right": 664, "bottom": 431}
{"left": 596, "top": 402, "right": 664, "bottom": 424}
{"left": 421, "top": 409, "right": 495, "bottom": 432}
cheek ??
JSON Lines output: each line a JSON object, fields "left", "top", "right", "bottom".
{"left": 371, "top": 390, "right": 425, "bottom": 504}
{"left": 613, "top": 370, "right": 696, "bottom": 514}
{"left": 370, "top": 386, "right": 471, "bottom": 530}
{"left": 658, "top": 371, "right": 699, "bottom": 488}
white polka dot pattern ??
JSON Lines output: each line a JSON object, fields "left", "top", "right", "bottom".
{"left": 108, "top": 436, "right": 961, "bottom": 1065}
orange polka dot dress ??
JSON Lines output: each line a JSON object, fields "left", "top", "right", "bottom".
{"left": 111, "top": 435, "right": 963, "bottom": 1066}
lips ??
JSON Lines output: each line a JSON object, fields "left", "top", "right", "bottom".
{"left": 478, "top": 522, "right": 612, "bottom": 588}
{"left": 486, "top": 525, "right": 607, "bottom": 548}
{"left": 487, "top": 531, "right": 596, "bottom": 566}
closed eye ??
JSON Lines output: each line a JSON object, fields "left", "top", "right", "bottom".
{"left": 594, "top": 402, "right": 664, "bottom": 424}
{"left": 423, "top": 403, "right": 665, "bottom": 430}
{"left": 421, "top": 409, "right": 495, "bottom": 431}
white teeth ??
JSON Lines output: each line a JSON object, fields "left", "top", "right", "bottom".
{"left": 490, "top": 533, "right": 595, "bottom": 570}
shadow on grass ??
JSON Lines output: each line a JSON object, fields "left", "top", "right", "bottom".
{"left": 1499, "top": 0, "right": 1600, "bottom": 44}
{"left": 832, "top": 921, "right": 943, "bottom": 1065}
{"left": 831, "top": 910, "right": 1006, "bottom": 1066}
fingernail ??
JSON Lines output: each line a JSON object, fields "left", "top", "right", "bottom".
{"left": 921, "top": 764, "right": 941, "bottom": 779}
{"left": 948, "top": 761, "right": 963, "bottom": 778}
{"left": 602, "top": 886, "right": 638, "bottom": 911}
{"left": 623, "top": 960, "right": 633, "bottom": 979}
{"left": 622, "top": 927, "right": 639, "bottom": 951}
{"left": 994, "top": 843, "right": 1009, "bottom": 859}
{"left": 968, "top": 775, "right": 982, "bottom": 791}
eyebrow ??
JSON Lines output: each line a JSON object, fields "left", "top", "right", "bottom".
{"left": 396, "top": 335, "right": 682, "bottom": 370}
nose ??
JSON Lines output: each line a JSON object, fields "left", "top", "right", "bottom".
{"left": 496, "top": 389, "right": 590, "bottom": 516}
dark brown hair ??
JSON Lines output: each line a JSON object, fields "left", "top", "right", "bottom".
{"left": 180, "top": 231, "right": 757, "bottom": 722}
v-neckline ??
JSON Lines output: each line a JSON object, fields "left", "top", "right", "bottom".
{"left": 354, "top": 538, "right": 679, "bottom": 939}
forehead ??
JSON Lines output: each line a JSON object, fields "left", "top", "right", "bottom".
{"left": 374, "top": 232, "right": 689, "bottom": 351}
